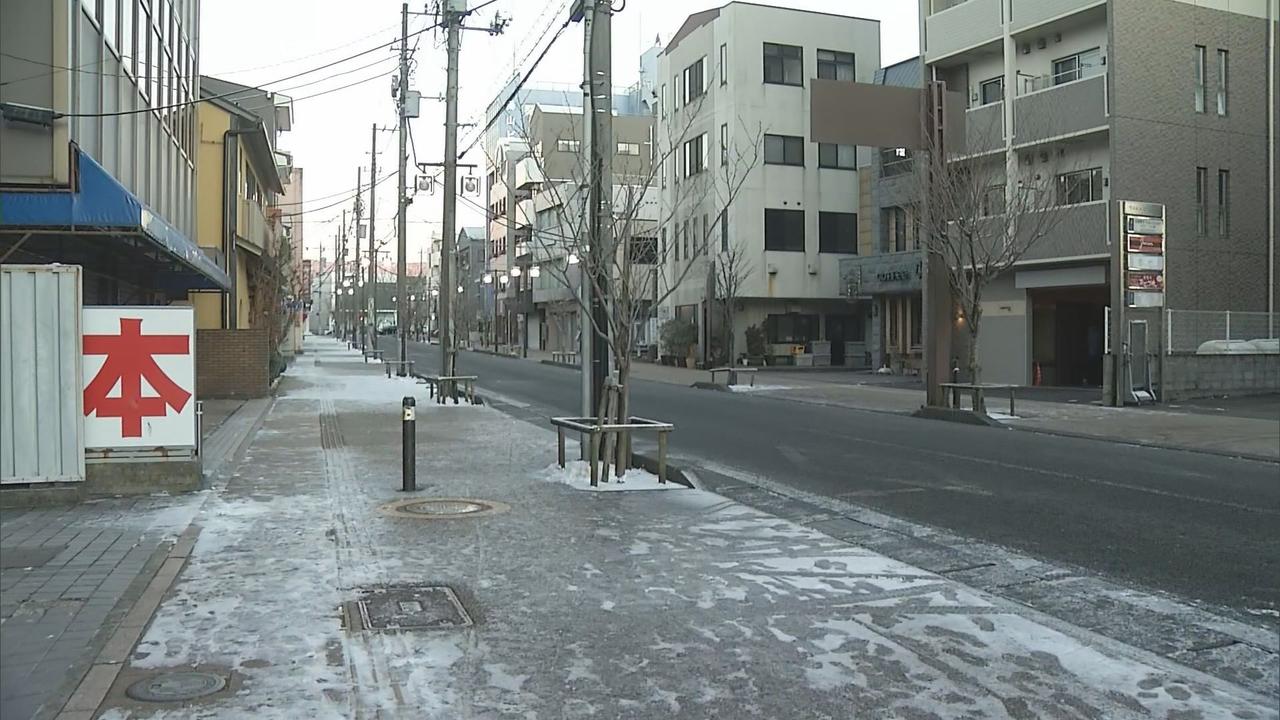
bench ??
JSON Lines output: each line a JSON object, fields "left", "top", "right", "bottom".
{"left": 708, "top": 367, "right": 757, "bottom": 387}
{"left": 939, "top": 382, "right": 1017, "bottom": 416}
{"left": 421, "top": 375, "right": 478, "bottom": 404}
{"left": 363, "top": 349, "right": 384, "bottom": 363}
{"left": 383, "top": 360, "right": 415, "bottom": 378}
{"left": 551, "top": 350, "right": 579, "bottom": 365}
{"left": 550, "top": 416, "right": 675, "bottom": 487}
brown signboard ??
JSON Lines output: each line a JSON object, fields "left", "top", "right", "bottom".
{"left": 1127, "top": 234, "right": 1164, "bottom": 254}
{"left": 1126, "top": 271, "right": 1165, "bottom": 291}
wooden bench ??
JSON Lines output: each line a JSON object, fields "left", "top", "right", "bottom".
{"left": 709, "top": 367, "right": 757, "bottom": 387}
{"left": 551, "top": 416, "right": 674, "bottom": 487}
{"left": 551, "top": 351, "right": 579, "bottom": 365}
{"left": 434, "top": 375, "right": 478, "bottom": 405}
{"left": 939, "top": 382, "right": 1017, "bottom": 416}
{"left": 362, "top": 349, "right": 384, "bottom": 363}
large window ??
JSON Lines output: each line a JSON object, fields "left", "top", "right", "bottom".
{"left": 818, "top": 212, "right": 857, "bottom": 253}
{"left": 617, "top": 142, "right": 640, "bottom": 156}
{"left": 629, "top": 236, "right": 658, "bottom": 264}
{"left": 979, "top": 76, "right": 1003, "bottom": 105}
{"left": 763, "top": 43, "right": 803, "bottom": 86}
{"left": 1194, "top": 45, "right": 1206, "bottom": 113}
{"left": 765, "top": 313, "right": 818, "bottom": 344}
{"left": 817, "top": 50, "right": 855, "bottom": 81}
{"left": 764, "top": 134, "right": 805, "bottom": 166}
{"left": 683, "top": 133, "right": 707, "bottom": 176}
{"left": 683, "top": 57, "right": 706, "bottom": 104}
{"left": 818, "top": 143, "right": 857, "bottom": 170}
{"left": 1052, "top": 47, "right": 1100, "bottom": 85}
{"left": 1195, "top": 166, "right": 1208, "bottom": 234}
{"left": 556, "top": 139, "right": 581, "bottom": 152}
{"left": 764, "top": 209, "right": 805, "bottom": 251}
{"left": 1216, "top": 49, "right": 1228, "bottom": 116}
{"left": 1217, "top": 169, "right": 1230, "bottom": 237}
{"left": 1056, "top": 167, "right": 1103, "bottom": 205}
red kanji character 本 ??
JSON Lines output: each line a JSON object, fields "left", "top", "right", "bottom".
{"left": 83, "top": 318, "right": 191, "bottom": 438}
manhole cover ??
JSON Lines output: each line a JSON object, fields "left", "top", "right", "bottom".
{"left": 378, "top": 497, "right": 510, "bottom": 519}
{"left": 126, "top": 671, "right": 227, "bottom": 702}
{"left": 343, "top": 585, "right": 472, "bottom": 632}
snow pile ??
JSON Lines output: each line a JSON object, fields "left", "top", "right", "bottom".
{"left": 727, "top": 384, "right": 792, "bottom": 393}
{"left": 540, "top": 460, "right": 682, "bottom": 492}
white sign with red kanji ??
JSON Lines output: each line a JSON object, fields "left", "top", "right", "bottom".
{"left": 82, "top": 306, "right": 196, "bottom": 450}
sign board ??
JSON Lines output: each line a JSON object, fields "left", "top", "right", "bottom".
{"left": 82, "top": 306, "right": 196, "bottom": 450}
{"left": 839, "top": 252, "right": 923, "bottom": 296}
{"left": 1119, "top": 204, "right": 1166, "bottom": 308}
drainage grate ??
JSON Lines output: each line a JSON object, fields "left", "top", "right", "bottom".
{"left": 378, "top": 497, "right": 510, "bottom": 519}
{"left": 343, "top": 584, "right": 472, "bottom": 632}
{"left": 319, "top": 411, "right": 344, "bottom": 449}
{"left": 126, "top": 671, "right": 227, "bottom": 702}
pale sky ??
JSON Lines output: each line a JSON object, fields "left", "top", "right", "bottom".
{"left": 199, "top": 0, "right": 920, "bottom": 265}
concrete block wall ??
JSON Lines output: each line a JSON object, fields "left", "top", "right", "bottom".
{"left": 196, "top": 328, "right": 270, "bottom": 399}
{"left": 1161, "top": 353, "right": 1280, "bottom": 402}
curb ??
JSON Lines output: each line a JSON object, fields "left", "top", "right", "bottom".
{"left": 912, "top": 405, "right": 1003, "bottom": 427}
{"left": 539, "top": 360, "right": 580, "bottom": 370}
{"left": 54, "top": 526, "right": 201, "bottom": 720}
{"left": 690, "top": 381, "right": 729, "bottom": 392}
{"left": 1004, "top": 423, "right": 1280, "bottom": 464}
{"left": 631, "top": 452, "right": 694, "bottom": 488}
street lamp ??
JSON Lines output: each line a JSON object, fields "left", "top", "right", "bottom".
{"left": 567, "top": 253, "right": 580, "bottom": 265}
{"left": 510, "top": 266, "right": 522, "bottom": 277}
{"left": 529, "top": 265, "right": 541, "bottom": 278}
{"left": 483, "top": 273, "right": 493, "bottom": 284}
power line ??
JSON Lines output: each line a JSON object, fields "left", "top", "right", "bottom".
{"left": 53, "top": 18, "right": 443, "bottom": 118}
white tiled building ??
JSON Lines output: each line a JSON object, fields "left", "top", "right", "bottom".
{"left": 657, "top": 2, "right": 881, "bottom": 366}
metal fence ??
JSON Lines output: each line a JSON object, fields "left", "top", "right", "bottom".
{"left": 1166, "top": 310, "right": 1278, "bottom": 353}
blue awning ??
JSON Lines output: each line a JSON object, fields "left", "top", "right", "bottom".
{"left": 0, "top": 148, "right": 231, "bottom": 291}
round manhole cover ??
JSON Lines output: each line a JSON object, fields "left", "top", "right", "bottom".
{"left": 378, "top": 497, "right": 510, "bottom": 519}
{"left": 126, "top": 671, "right": 227, "bottom": 702}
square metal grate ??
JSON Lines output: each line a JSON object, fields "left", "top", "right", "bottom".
{"left": 343, "top": 584, "right": 472, "bottom": 632}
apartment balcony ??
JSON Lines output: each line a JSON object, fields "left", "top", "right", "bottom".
{"left": 236, "top": 198, "right": 271, "bottom": 255}
{"left": 925, "top": 0, "right": 1001, "bottom": 61}
{"left": 1010, "top": 0, "right": 1106, "bottom": 33}
{"left": 964, "top": 101, "right": 1005, "bottom": 155}
{"left": 516, "top": 198, "right": 535, "bottom": 230}
{"left": 1020, "top": 200, "right": 1106, "bottom": 262}
{"left": 515, "top": 157, "right": 544, "bottom": 190}
{"left": 1014, "top": 72, "right": 1106, "bottom": 147}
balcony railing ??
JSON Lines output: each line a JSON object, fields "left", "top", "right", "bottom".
{"left": 964, "top": 102, "right": 1005, "bottom": 155}
{"left": 236, "top": 198, "right": 271, "bottom": 255}
{"left": 1010, "top": 0, "right": 1105, "bottom": 33}
{"left": 925, "top": 0, "right": 1001, "bottom": 60}
{"left": 1020, "top": 200, "right": 1106, "bottom": 262}
{"left": 1014, "top": 73, "right": 1107, "bottom": 146}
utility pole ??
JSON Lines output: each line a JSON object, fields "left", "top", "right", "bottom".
{"left": 355, "top": 166, "right": 364, "bottom": 351}
{"left": 341, "top": 208, "right": 349, "bottom": 339}
{"left": 369, "top": 124, "right": 379, "bottom": 349}
{"left": 332, "top": 230, "right": 340, "bottom": 335}
{"left": 396, "top": 1, "right": 411, "bottom": 376}
{"left": 582, "top": 0, "right": 612, "bottom": 418}
{"left": 439, "top": 0, "right": 462, "bottom": 382}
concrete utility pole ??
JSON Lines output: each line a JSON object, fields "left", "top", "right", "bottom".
{"left": 439, "top": 0, "right": 462, "bottom": 381}
{"left": 368, "top": 125, "right": 379, "bottom": 349}
{"left": 580, "top": 0, "right": 612, "bottom": 418}
{"left": 395, "top": 2, "right": 412, "bottom": 375}
{"left": 354, "top": 166, "right": 364, "bottom": 351}
{"left": 341, "top": 208, "right": 349, "bottom": 339}
{"left": 333, "top": 230, "right": 340, "bottom": 334}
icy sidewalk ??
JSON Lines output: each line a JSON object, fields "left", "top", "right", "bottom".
{"left": 94, "top": 339, "right": 1276, "bottom": 719}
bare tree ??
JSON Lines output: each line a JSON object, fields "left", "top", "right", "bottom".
{"left": 246, "top": 231, "right": 297, "bottom": 377}
{"left": 917, "top": 124, "right": 1084, "bottom": 404}
{"left": 712, "top": 242, "right": 754, "bottom": 366}
{"left": 490, "top": 89, "right": 763, "bottom": 472}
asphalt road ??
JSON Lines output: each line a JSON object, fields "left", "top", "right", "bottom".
{"left": 405, "top": 341, "right": 1280, "bottom": 616}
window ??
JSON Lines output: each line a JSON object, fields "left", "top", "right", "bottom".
{"left": 660, "top": 84, "right": 666, "bottom": 117}
{"left": 880, "top": 147, "right": 912, "bottom": 177}
{"left": 819, "top": 212, "right": 857, "bottom": 253}
{"left": 764, "top": 209, "right": 805, "bottom": 251}
{"left": 720, "top": 123, "right": 729, "bottom": 166}
{"left": 683, "top": 133, "right": 707, "bottom": 176}
{"left": 672, "top": 74, "right": 680, "bottom": 110}
{"left": 882, "top": 206, "right": 908, "bottom": 252}
{"left": 817, "top": 50, "right": 855, "bottom": 81}
{"left": 764, "top": 134, "right": 804, "bottom": 166}
{"left": 674, "top": 225, "right": 681, "bottom": 262}
{"left": 720, "top": 208, "right": 729, "bottom": 253}
{"left": 617, "top": 142, "right": 640, "bottom": 156}
{"left": 1194, "top": 45, "right": 1206, "bottom": 113}
{"left": 121, "top": 0, "right": 134, "bottom": 72}
{"left": 556, "top": 139, "right": 581, "bottom": 153}
{"left": 701, "top": 214, "right": 709, "bottom": 255}
{"left": 765, "top": 313, "right": 818, "bottom": 344}
{"left": 979, "top": 76, "right": 1003, "bottom": 105}
{"left": 763, "top": 43, "right": 803, "bottom": 86}
{"left": 102, "top": 0, "right": 118, "bottom": 50}
{"left": 1217, "top": 169, "right": 1229, "bottom": 237}
{"left": 818, "top": 143, "right": 856, "bottom": 170}
{"left": 1194, "top": 166, "right": 1208, "bottom": 234}
{"left": 1052, "top": 47, "right": 1100, "bottom": 85}
{"left": 910, "top": 297, "right": 923, "bottom": 348}
{"left": 660, "top": 228, "right": 667, "bottom": 261}
{"left": 629, "top": 236, "right": 658, "bottom": 264}
{"left": 683, "top": 57, "right": 706, "bottom": 104}
{"left": 982, "top": 184, "right": 1006, "bottom": 216}
{"left": 1216, "top": 49, "right": 1228, "bottom": 116}
{"left": 719, "top": 43, "right": 727, "bottom": 85}
{"left": 682, "top": 219, "right": 690, "bottom": 258}
{"left": 1056, "top": 167, "right": 1103, "bottom": 205}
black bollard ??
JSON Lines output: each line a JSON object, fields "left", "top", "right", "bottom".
{"left": 401, "top": 396, "right": 416, "bottom": 492}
